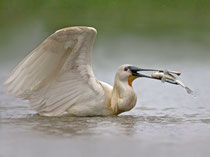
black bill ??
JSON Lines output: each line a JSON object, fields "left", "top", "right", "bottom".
{"left": 128, "top": 66, "right": 180, "bottom": 85}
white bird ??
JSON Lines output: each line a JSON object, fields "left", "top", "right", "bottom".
{"left": 5, "top": 26, "right": 166, "bottom": 117}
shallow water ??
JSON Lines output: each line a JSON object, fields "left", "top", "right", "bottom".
{"left": 1, "top": 36, "right": 210, "bottom": 157}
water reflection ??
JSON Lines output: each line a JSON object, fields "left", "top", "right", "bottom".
{"left": 1, "top": 114, "right": 138, "bottom": 137}
{"left": 3, "top": 112, "right": 208, "bottom": 138}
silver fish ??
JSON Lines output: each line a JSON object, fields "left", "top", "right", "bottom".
{"left": 152, "top": 70, "right": 193, "bottom": 95}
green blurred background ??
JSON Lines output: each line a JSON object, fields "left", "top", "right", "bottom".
{"left": 1, "top": 0, "right": 210, "bottom": 34}
{"left": 0, "top": 0, "right": 210, "bottom": 66}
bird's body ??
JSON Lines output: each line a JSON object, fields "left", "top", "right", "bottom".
{"left": 5, "top": 26, "right": 139, "bottom": 116}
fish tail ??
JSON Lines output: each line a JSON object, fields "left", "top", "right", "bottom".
{"left": 185, "top": 87, "right": 193, "bottom": 94}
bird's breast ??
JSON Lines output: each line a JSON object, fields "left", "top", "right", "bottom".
{"left": 115, "top": 87, "right": 137, "bottom": 114}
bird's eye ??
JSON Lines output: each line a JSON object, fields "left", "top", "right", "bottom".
{"left": 124, "top": 67, "right": 128, "bottom": 71}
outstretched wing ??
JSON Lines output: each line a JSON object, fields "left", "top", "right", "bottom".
{"left": 5, "top": 26, "right": 105, "bottom": 116}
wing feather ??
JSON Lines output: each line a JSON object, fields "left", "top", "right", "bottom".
{"left": 5, "top": 26, "right": 105, "bottom": 116}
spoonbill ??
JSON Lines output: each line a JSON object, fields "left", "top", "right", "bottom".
{"left": 5, "top": 26, "right": 174, "bottom": 117}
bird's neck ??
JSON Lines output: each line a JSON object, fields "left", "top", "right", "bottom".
{"left": 110, "top": 77, "right": 137, "bottom": 114}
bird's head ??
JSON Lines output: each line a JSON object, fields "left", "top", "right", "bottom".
{"left": 116, "top": 64, "right": 162, "bottom": 87}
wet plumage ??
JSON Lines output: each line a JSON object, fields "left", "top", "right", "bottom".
{"left": 4, "top": 27, "right": 139, "bottom": 116}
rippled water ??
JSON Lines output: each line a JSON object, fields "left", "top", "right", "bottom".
{"left": 1, "top": 36, "right": 210, "bottom": 157}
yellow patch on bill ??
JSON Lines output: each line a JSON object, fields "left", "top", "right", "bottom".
{"left": 128, "top": 75, "right": 138, "bottom": 86}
